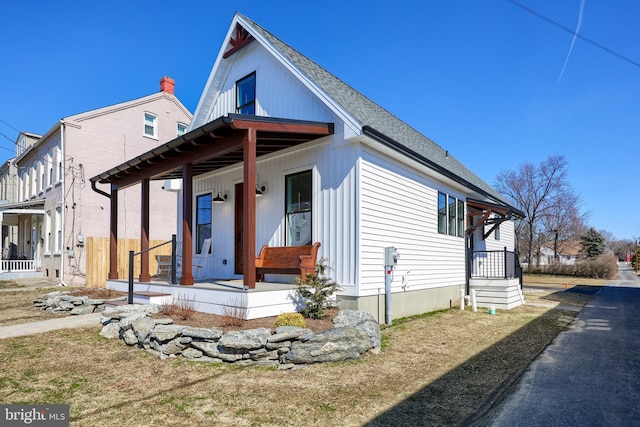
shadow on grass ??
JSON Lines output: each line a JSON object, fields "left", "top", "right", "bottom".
{"left": 363, "top": 308, "right": 577, "bottom": 427}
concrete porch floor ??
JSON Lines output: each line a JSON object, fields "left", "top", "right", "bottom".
{"left": 106, "top": 277, "right": 302, "bottom": 320}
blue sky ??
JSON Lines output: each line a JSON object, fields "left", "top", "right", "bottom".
{"left": 1, "top": 1, "right": 639, "bottom": 240}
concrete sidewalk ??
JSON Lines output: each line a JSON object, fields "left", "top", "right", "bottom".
{"left": 0, "top": 313, "right": 102, "bottom": 339}
{"left": 486, "top": 266, "right": 640, "bottom": 426}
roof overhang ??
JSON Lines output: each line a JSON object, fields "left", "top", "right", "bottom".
{"left": 466, "top": 198, "right": 524, "bottom": 238}
{"left": 90, "top": 114, "right": 334, "bottom": 190}
{"left": 362, "top": 126, "right": 525, "bottom": 219}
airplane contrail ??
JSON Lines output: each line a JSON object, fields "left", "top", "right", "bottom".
{"left": 558, "top": 0, "right": 586, "bottom": 84}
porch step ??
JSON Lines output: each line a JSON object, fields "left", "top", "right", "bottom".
{"left": 105, "top": 292, "right": 173, "bottom": 306}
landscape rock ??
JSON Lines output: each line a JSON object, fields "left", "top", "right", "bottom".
{"left": 70, "top": 306, "right": 95, "bottom": 315}
{"left": 99, "top": 323, "right": 121, "bottom": 339}
{"left": 118, "top": 312, "right": 148, "bottom": 330}
{"left": 218, "top": 328, "right": 271, "bottom": 350}
{"left": 286, "top": 326, "right": 373, "bottom": 364}
{"left": 180, "top": 326, "right": 223, "bottom": 341}
{"left": 182, "top": 347, "right": 204, "bottom": 359}
{"left": 131, "top": 317, "right": 157, "bottom": 342}
{"left": 150, "top": 324, "right": 184, "bottom": 342}
{"left": 121, "top": 329, "right": 138, "bottom": 346}
{"left": 269, "top": 328, "right": 312, "bottom": 343}
{"left": 333, "top": 309, "right": 382, "bottom": 350}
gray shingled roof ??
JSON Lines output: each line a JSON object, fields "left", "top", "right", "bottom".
{"left": 239, "top": 13, "right": 520, "bottom": 214}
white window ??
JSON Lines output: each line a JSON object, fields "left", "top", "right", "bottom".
{"left": 55, "top": 207, "right": 62, "bottom": 252}
{"left": 30, "top": 163, "right": 36, "bottom": 197}
{"left": 144, "top": 112, "right": 158, "bottom": 138}
{"left": 40, "top": 160, "right": 45, "bottom": 193}
{"left": 177, "top": 122, "right": 188, "bottom": 136}
{"left": 45, "top": 210, "right": 52, "bottom": 254}
{"left": 56, "top": 146, "right": 63, "bottom": 183}
{"left": 47, "top": 150, "right": 53, "bottom": 188}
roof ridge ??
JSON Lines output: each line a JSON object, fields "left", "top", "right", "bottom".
{"left": 237, "top": 13, "right": 516, "bottom": 210}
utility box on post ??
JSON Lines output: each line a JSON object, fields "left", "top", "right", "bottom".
{"left": 384, "top": 246, "right": 399, "bottom": 267}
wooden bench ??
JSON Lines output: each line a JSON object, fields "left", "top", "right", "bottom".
{"left": 255, "top": 242, "right": 321, "bottom": 282}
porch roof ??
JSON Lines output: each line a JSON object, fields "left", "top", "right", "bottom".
{"left": 90, "top": 114, "right": 334, "bottom": 189}
{"left": 0, "top": 201, "right": 45, "bottom": 226}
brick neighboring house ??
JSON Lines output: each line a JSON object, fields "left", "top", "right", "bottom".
{"left": 0, "top": 77, "right": 192, "bottom": 285}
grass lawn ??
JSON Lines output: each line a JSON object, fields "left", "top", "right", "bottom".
{"left": 0, "top": 275, "right": 606, "bottom": 426}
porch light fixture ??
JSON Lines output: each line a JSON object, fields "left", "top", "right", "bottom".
{"left": 213, "top": 193, "right": 227, "bottom": 204}
{"left": 256, "top": 184, "right": 266, "bottom": 197}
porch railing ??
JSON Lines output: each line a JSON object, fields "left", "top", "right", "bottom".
{"left": 1, "top": 259, "right": 36, "bottom": 273}
{"left": 128, "top": 235, "right": 177, "bottom": 304}
{"left": 470, "top": 247, "right": 522, "bottom": 284}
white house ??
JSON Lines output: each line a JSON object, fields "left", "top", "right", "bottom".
{"left": 92, "top": 14, "right": 524, "bottom": 321}
{"left": 1, "top": 78, "right": 191, "bottom": 285}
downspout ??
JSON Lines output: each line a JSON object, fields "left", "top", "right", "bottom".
{"left": 59, "top": 121, "right": 68, "bottom": 286}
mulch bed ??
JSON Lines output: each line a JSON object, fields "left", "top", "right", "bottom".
{"left": 68, "top": 288, "right": 337, "bottom": 333}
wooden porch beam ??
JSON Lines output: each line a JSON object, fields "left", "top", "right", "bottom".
{"left": 139, "top": 178, "right": 151, "bottom": 282}
{"left": 466, "top": 210, "right": 492, "bottom": 235}
{"left": 231, "top": 119, "right": 333, "bottom": 136}
{"left": 180, "top": 163, "right": 194, "bottom": 286}
{"left": 243, "top": 128, "right": 257, "bottom": 289}
{"left": 109, "top": 134, "right": 245, "bottom": 190}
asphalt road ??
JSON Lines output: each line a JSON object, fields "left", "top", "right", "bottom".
{"left": 487, "top": 265, "right": 640, "bottom": 426}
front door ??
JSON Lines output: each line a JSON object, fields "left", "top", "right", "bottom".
{"left": 234, "top": 182, "right": 243, "bottom": 274}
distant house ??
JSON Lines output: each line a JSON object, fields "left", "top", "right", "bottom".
{"left": 0, "top": 132, "right": 41, "bottom": 260}
{"left": 92, "top": 14, "right": 525, "bottom": 321}
{"left": 534, "top": 241, "right": 582, "bottom": 266}
{"left": 0, "top": 78, "right": 191, "bottom": 285}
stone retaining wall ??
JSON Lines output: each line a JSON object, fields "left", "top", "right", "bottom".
{"left": 98, "top": 305, "right": 381, "bottom": 368}
{"left": 33, "top": 291, "right": 127, "bottom": 315}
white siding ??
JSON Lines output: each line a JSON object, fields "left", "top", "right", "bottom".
{"left": 359, "top": 149, "right": 467, "bottom": 296}
{"left": 191, "top": 133, "right": 359, "bottom": 288}
{"left": 206, "top": 43, "right": 334, "bottom": 124}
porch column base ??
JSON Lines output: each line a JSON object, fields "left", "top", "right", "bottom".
{"left": 180, "top": 275, "right": 194, "bottom": 286}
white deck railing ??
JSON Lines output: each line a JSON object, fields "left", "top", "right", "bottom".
{"left": 1, "top": 259, "right": 36, "bottom": 273}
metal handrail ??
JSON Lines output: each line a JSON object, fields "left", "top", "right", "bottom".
{"left": 128, "top": 234, "right": 176, "bottom": 304}
{"left": 470, "top": 247, "right": 518, "bottom": 280}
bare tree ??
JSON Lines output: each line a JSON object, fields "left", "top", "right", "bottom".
{"left": 495, "top": 155, "right": 582, "bottom": 269}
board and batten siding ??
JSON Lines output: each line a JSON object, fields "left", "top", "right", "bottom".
{"left": 205, "top": 42, "right": 334, "bottom": 124}
{"left": 190, "top": 131, "right": 359, "bottom": 289}
{"left": 358, "top": 149, "right": 466, "bottom": 297}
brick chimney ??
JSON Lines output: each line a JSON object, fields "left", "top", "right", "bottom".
{"left": 159, "top": 76, "right": 175, "bottom": 94}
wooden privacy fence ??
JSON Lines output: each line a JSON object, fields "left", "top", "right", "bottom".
{"left": 86, "top": 237, "right": 172, "bottom": 288}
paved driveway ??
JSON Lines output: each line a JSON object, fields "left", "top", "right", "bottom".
{"left": 487, "top": 265, "right": 640, "bottom": 426}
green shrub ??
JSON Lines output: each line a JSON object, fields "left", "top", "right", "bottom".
{"left": 296, "top": 258, "right": 341, "bottom": 319}
{"left": 273, "top": 312, "right": 307, "bottom": 329}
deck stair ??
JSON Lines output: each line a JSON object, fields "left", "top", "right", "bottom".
{"left": 105, "top": 291, "right": 172, "bottom": 307}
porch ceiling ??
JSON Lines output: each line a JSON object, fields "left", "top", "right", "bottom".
{"left": 90, "top": 114, "right": 334, "bottom": 189}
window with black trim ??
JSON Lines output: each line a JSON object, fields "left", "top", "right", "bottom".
{"left": 457, "top": 199, "right": 464, "bottom": 237}
{"left": 286, "top": 170, "right": 312, "bottom": 246}
{"left": 196, "top": 193, "right": 212, "bottom": 254}
{"left": 448, "top": 196, "right": 457, "bottom": 235}
{"left": 437, "top": 192, "right": 447, "bottom": 234}
{"left": 437, "top": 192, "right": 465, "bottom": 238}
{"left": 236, "top": 72, "right": 256, "bottom": 115}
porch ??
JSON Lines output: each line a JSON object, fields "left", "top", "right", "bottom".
{"left": 0, "top": 259, "right": 42, "bottom": 280}
{"left": 469, "top": 248, "right": 525, "bottom": 310}
{"left": 106, "top": 277, "right": 301, "bottom": 320}
{"left": 90, "top": 114, "right": 334, "bottom": 292}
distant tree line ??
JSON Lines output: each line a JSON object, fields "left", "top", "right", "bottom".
{"left": 494, "top": 155, "right": 635, "bottom": 270}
